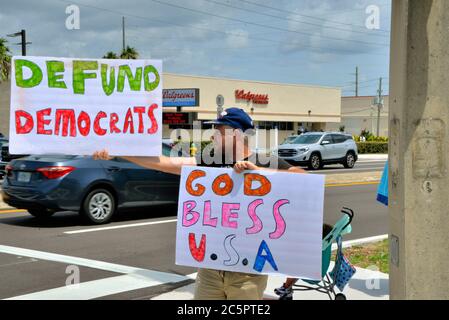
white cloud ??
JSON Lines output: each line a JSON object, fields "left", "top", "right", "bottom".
{"left": 226, "top": 29, "right": 249, "bottom": 49}
{"left": 0, "top": 0, "right": 390, "bottom": 92}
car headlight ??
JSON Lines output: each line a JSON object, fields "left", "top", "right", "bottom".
{"left": 297, "top": 147, "right": 309, "bottom": 153}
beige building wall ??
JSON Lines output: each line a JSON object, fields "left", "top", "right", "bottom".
{"left": 164, "top": 73, "right": 341, "bottom": 122}
{"left": 163, "top": 73, "right": 341, "bottom": 142}
{"left": 327, "top": 95, "right": 389, "bottom": 137}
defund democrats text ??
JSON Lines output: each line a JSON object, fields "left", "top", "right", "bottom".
{"left": 9, "top": 56, "right": 163, "bottom": 156}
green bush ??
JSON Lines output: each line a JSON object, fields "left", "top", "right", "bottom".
{"left": 357, "top": 142, "right": 388, "bottom": 154}
{"left": 353, "top": 134, "right": 388, "bottom": 142}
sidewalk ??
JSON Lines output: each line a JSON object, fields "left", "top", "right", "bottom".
{"left": 357, "top": 154, "right": 388, "bottom": 161}
{"left": 151, "top": 265, "right": 389, "bottom": 300}
{"left": 325, "top": 171, "right": 381, "bottom": 185}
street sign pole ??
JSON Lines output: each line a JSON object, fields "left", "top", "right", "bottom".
{"left": 216, "top": 94, "right": 224, "bottom": 118}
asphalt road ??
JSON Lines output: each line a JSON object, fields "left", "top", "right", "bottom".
{"left": 0, "top": 182, "right": 387, "bottom": 300}
{"left": 305, "top": 159, "right": 386, "bottom": 174}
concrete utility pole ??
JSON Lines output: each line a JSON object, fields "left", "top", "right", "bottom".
{"left": 376, "top": 77, "right": 383, "bottom": 137}
{"left": 355, "top": 66, "right": 359, "bottom": 97}
{"left": 389, "top": 0, "right": 449, "bottom": 299}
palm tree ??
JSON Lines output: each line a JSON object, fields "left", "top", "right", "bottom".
{"left": 102, "top": 51, "right": 118, "bottom": 59}
{"left": 120, "top": 46, "right": 139, "bottom": 59}
{"left": 0, "top": 38, "right": 12, "bottom": 83}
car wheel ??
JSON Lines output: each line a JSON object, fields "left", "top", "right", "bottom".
{"left": 81, "top": 188, "right": 116, "bottom": 224}
{"left": 343, "top": 152, "right": 356, "bottom": 168}
{"left": 28, "top": 209, "right": 55, "bottom": 219}
{"left": 308, "top": 153, "right": 322, "bottom": 170}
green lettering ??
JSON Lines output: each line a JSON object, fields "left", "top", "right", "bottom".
{"left": 15, "top": 59, "right": 43, "bottom": 88}
{"left": 73, "top": 60, "right": 98, "bottom": 94}
{"left": 117, "top": 65, "right": 142, "bottom": 92}
{"left": 143, "top": 65, "right": 160, "bottom": 92}
{"left": 46, "top": 61, "right": 67, "bottom": 89}
{"left": 101, "top": 64, "right": 115, "bottom": 96}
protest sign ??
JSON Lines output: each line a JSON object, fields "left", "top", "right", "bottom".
{"left": 9, "top": 56, "right": 162, "bottom": 156}
{"left": 176, "top": 166, "right": 325, "bottom": 280}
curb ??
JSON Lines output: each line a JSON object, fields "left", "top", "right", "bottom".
{"left": 332, "top": 234, "right": 388, "bottom": 251}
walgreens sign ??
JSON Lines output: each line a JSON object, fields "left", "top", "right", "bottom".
{"left": 235, "top": 90, "right": 269, "bottom": 105}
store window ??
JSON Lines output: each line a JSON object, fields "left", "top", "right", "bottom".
{"left": 168, "top": 124, "right": 193, "bottom": 130}
{"left": 257, "top": 121, "right": 293, "bottom": 130}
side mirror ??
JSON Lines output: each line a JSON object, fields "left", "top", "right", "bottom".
{"left": 321, "top": 140, "right": 330, "bottom": 145}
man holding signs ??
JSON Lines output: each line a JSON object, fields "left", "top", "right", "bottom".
{"left": 94, "top": 108, "right": 325, "bottom": 300}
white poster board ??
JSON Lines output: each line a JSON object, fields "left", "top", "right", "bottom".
{"left": 176, "top": 166, "right": 325, "bottom": 280}
{"left": 9, "top": 56, "right": 162, "bottom": 156}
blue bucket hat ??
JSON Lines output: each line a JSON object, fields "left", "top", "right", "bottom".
{"left": 205, "top": 108, "right": 255, "bottom": 132}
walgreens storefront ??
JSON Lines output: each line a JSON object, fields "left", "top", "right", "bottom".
{"left": 162, "top": 73, "right": 341, "bottom": 143}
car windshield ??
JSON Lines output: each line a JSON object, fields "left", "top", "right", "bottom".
{"left": 291, "top": 134, "right": 322, "bottom": 144}
{"left": 281, "top": 136, "right": 297, "bottom": 145}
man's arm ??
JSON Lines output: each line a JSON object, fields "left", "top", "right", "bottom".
{"left": 287, "top": 166, "right": 307, "bottom": 173}
{"left": 93, "top": 150, "right": 196, "bottom": 175}
{"left": 233, "top": 161, "right": 307, "bottom": 174}
{"left": 122, "top": 156, "right": 196, "bottom": 175}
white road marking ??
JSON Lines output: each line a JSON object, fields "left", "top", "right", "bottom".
{"left": 64, "top": 218, "right": 178, "bottom": 234}
{"left": 0, "top": 245, "right": 191, "bottom": 300}
{"left": 0, "top": 257, "right": 38, "bottom": 268}
{"left": 0, "top": 244, "right": 141, "bottom": 274}
{"left": 5, "top": 274, "right": 186, "bottom": 300}
{"left": 0, "top": 244, "right": 185, "bottom": 282}
{"left": 7, "top": 272, "right": 196, "bottom": 300}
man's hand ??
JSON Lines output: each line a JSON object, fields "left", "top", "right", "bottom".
{"left": 233, "top": 161, "right": 259, "bottom": 173}
{"left": 93, "top": 149, "right": 113, "bottom": 160}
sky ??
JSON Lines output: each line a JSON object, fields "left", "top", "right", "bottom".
{"left": 0, "top": 0, "right": 391, "bottom": 96}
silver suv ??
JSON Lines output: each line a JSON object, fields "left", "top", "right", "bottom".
{"left": 276, "top": 132, "right": 358, "bottom": 170}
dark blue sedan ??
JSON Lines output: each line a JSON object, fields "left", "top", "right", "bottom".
{"left": 1, "top": 143, "right": 182, "bottom": 224}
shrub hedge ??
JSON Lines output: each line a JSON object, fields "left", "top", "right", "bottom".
{"left": 356, "top": 142, "right": 388, "bottom": 154}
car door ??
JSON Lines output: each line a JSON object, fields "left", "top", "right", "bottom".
{"left": 331, "top": 134, "right": 347, "bottom": 159}
{"left": 152, "top": 144, "right": 181, "bottom": 202}
{"left": 104, "top": 144, "right": 181, "bottom": 206}
{"left": 320, "top": 134, "right": 335, "bottom": 160}
{"left": 105, "top": 157, "right": 158, "bottom": 206}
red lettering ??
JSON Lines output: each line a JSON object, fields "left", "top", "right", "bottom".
{"left": 188, "top": 233, "right": 206, "bottom": 262}
{"left": 55, "top": 109, "right": 76, "bottom": 137}
{"left": 110, "top": 113, "right": 121, "bottom": 134}
{"left": 147, "top": 103, "right": 159, "bottom": 134}
{"left": 15, "top": 110, "right": 34, "bottom": 134}
{"left": 94, "top": 111, "right": 107, "bottom": 136}
{"left": 235, "top": 89, "right": 269, "bottom": 104}
{"left": 77, "top": 111, "right": 91, "bottom": 136}
{"left": 37, "top": 108, "right": 53, "bottom": 135}
{"left": 123, "top": 108, "right": 134, "bottom": 134}
{"left": 133, "top": 106, "right": 146, "bottom": 134}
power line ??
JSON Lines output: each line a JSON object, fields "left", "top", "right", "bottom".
{"left": 149, "top": 0, "right": 389, "bottom": 47}
{"left": 238, "top": 0, "right": 391, "bottom": 33}
{"left": 342, "top": 107, "right": 375, "bottom": 115}
{"left": 318, "top": 3, "right": 391, "bottom": 16}
{"left": 56, "top": 0, "right": 390, "bottom": 56}
{"left": 201, "top": 0, "right": 389, "bottom": 39}
{"left": 340, "top": 76, "right": 389, "bottom": 87}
